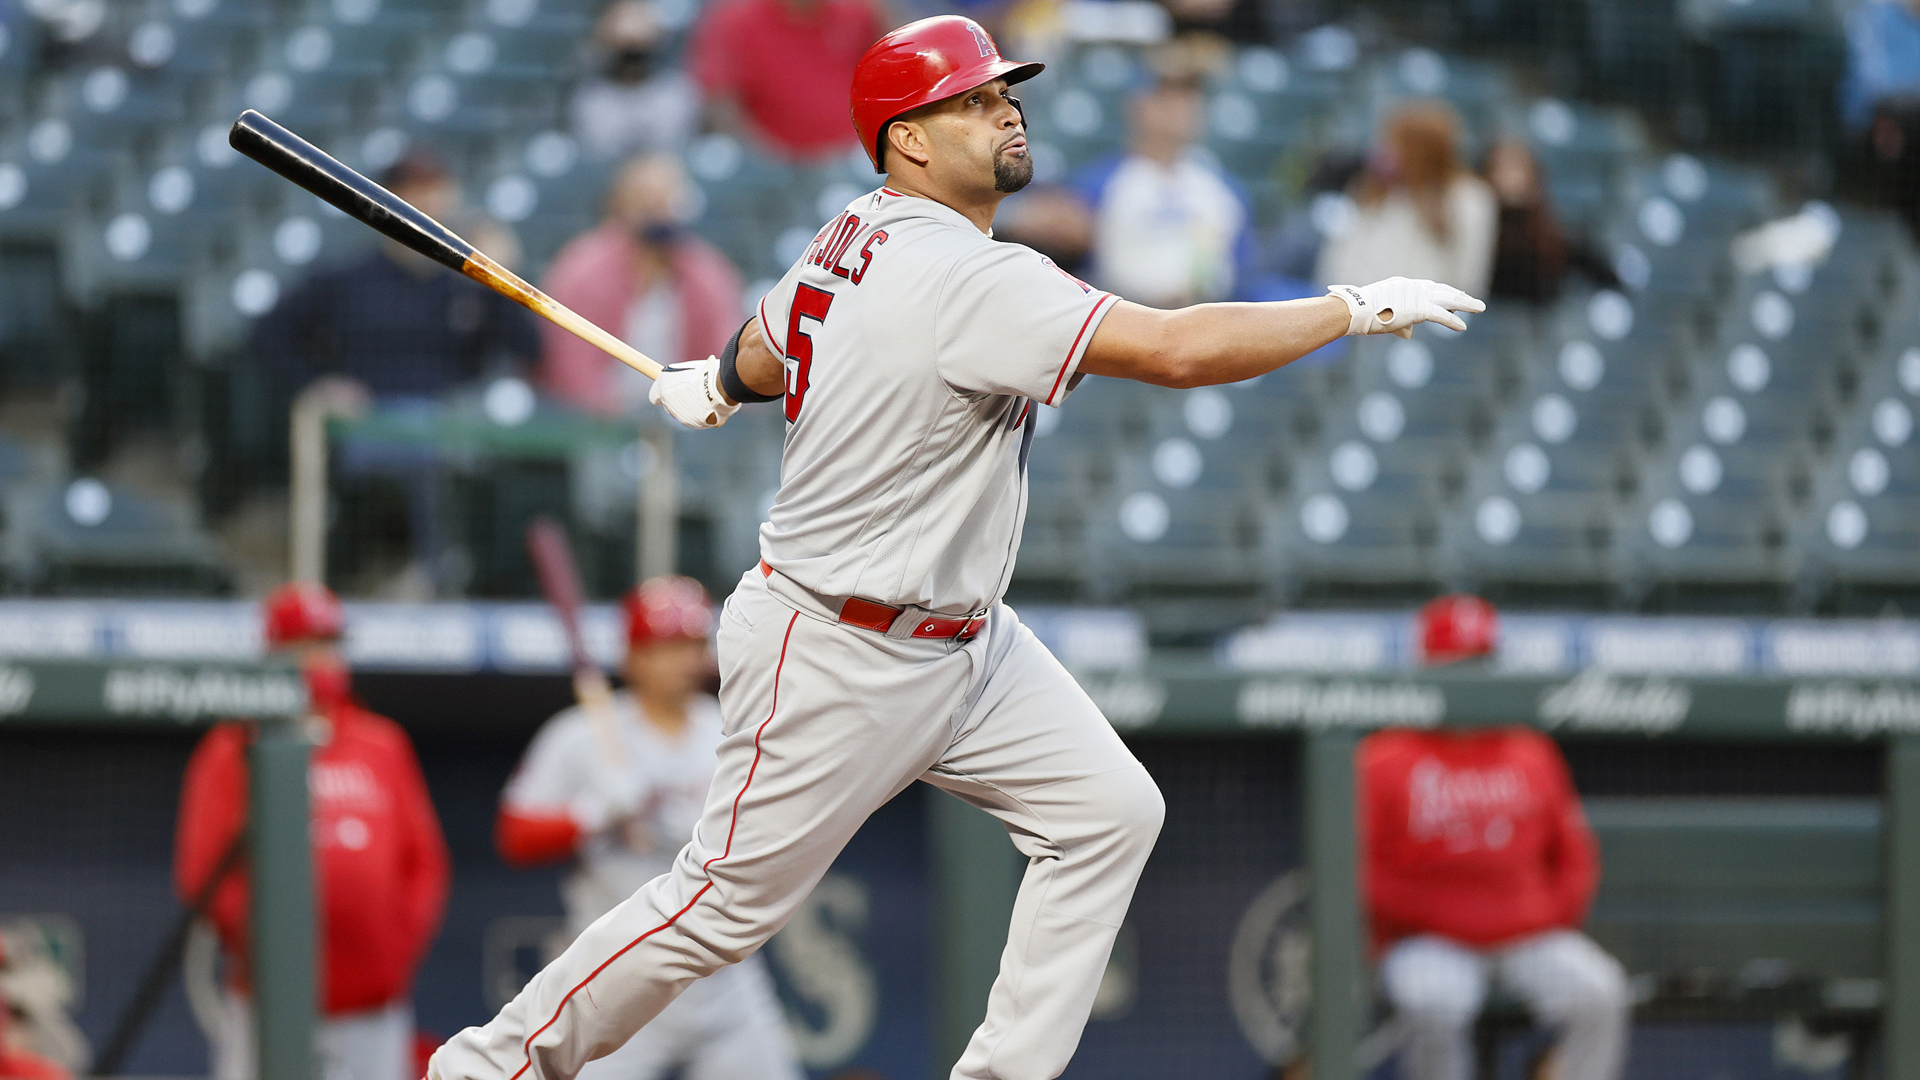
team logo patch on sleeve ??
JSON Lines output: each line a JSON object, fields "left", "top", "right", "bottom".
{"left": 1040, "top": 256, "right": 1093, "bottom": 294}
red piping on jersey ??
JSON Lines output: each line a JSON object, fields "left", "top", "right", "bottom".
{"left": 759, "top": 295, "right": 783, "bottom": 359}
{"left": 508, "top": 611, "right": 802, "bottom": 1080}
{"left": 1047, "top": 293, "right": 1112, "bottom": 406}
{"left": 880, "top": 188, "right": 904, "bottom": 197}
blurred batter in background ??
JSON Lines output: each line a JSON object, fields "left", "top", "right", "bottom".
{"left": 494, "top": 577, "right": 802, "bottom": 1080}
{"left": 174, "top": 583, "right": 451, "bottom": 1080}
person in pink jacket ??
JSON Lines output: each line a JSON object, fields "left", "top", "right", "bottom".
{"left": 538, "top": 155, "right": 745, "bottom": 415}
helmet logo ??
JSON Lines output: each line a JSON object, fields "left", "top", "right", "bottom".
{"left": 966, "top": 20, "right": 994, "bottom": 58}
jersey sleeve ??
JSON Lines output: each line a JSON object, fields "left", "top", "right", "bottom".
{"left": 500, "top": 711, "right": 592, "bottom": 812}
{"left": 934, "top": 242, "right": 1119, "bottom": 406}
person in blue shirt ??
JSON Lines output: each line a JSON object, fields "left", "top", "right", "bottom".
{"left": 251, "top": 149, "right": 539, "bottom": 595}
{"left": 254, "top": 151, "right": 539, "bottom": 401}
{"left": 1842, "top": 0, "right": 1920, "bottom": 235}
{"left": 1072, "top": 72, "right": 1255, "bottom": 310}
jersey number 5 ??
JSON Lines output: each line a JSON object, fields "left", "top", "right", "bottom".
{"left": 784, "top": 284, "right": 834, "bottom": 422}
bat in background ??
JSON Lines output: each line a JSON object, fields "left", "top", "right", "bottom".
{"left": 228, "top": 109, "right": 663, "bottom": 382}
{"left": 525, "top": 516, "right": 627, "bottom": 770}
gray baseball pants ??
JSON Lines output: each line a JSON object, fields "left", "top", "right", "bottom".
{"left": 430, "top": 567, "right": 1164, "bottom": 1080}
{"left": 1381, "top": 930, "right": 1630, "bottom": 1080}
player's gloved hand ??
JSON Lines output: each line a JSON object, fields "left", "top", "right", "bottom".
{"left": 1328, "top": 278, "right": 1486, "bottom": 339}
{"left": 650, "top": 357, "right": 740, "bottom": 429}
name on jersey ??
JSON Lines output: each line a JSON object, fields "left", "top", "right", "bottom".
{"left": 804, "top": 212, "right": 889, "bottom": 285}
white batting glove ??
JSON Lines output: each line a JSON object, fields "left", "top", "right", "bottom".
{"left": 650, "top": 357, "right": 740, "bottom": 429}
{"left": 1328, "top": 278, "right": 1486, "bottom": 338}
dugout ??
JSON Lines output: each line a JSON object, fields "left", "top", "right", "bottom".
{"left": 0, "top": 658, "right": 312, "bottom": 1080}
{"left": 5, "top": 649, "right": 1918, "bottom": 1079}
{"left": 936, "top": 665, "right": 1920, "bottom": 1079}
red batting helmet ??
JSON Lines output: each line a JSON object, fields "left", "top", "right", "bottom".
{"left": 624, "top": 576, "right": 713, "bottom": 649}
{"left": 1418, "top": 594, "right": 1498, "bottom": 666}
{"left": 263, "top": 582, "right": 345, "bottom": 648}
{"left": 850, "top": 15, "right": 1044, "bottom": 173}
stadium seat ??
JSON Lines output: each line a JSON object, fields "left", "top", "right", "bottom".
{"left": 0, "top": 9, "right": 36, "bottom": 121}
{"left": 0, "top": 479, "right": 230, "bottom": 595}
{"left": 1089, "top": 476, "right": 1270, "bottom": 597}
{"left": 1789, "top": 343, "right": 1920, "bottom": 592}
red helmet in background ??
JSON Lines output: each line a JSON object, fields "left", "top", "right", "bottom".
{"left": 624, "top": 576, "right": 714, "bottom": 649}
{"left": 1418, "top": 594, "right": 1498, "bottom": 666}
{"left": 263, "top": 582, "right": 345, "bottom": 648}
{"left": 849, "top": 15, "right": 1044, "bottom": 173}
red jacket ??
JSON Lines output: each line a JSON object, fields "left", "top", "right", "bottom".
{"left": 687, "top": 0, "right": 880, "bottom": 158}
{"left": 173, "top": 704, "right": 450, "bottom": 1015}
{"left": 1359, "top": 727, "right": 1599, "bottom": 950}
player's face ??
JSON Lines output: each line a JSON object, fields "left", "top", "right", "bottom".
{"left": 924, "top": 78, "right": 1032, "bottom": 195}
{"left": 625, "top": 637, "right": 712, "bottom": 699}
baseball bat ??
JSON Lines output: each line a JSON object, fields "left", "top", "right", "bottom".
{"left": 228, "top": 109, "right": 663, "bottom": 382}
{"left": 525, "top": 517, "right": 627, "bottom": 769}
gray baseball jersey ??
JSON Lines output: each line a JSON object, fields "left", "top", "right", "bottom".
{"left": 429, "top": 189, "right": 1161, "bottom": 1080}
{"left": 754, "top": 188, "right": 1120, "bottom": 614}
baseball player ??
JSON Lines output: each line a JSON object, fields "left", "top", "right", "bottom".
{"left": 493, "top": 577, "right": 803, "bottom": 1080}
{"left": 431, "top": 16, "right": 1483, "bottom": 1080}
{"left": 178, "top": 583, "right": 450, "bottom": 1080}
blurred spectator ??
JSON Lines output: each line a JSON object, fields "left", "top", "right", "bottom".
{"left": 1161, "top": 1, "right": 1266, "bottom": 46}
{"left": 687, "top": 0, "right": 882, "bottom": 160}
{"left": 571, "top": 0, "right": 701, "bottom": 162}
{"left": 1359, "top": 596, "right": 1628, "bottom": 1080}
{"left": 994, "top": 185, "right": 1095, "bottom": 277}
{"left": 1483, "top": 140, "right": 1619, "bottom": 304}
{"left": 1316, "top": 102, "right": 1496, "bottom": 297}
{"left": 253, "top": 150, "right": 539, "bottom": 400}
{"left": 253, "top": 150, "right": 538, "bottom": 595}
{"left": 1841, "top": 0, "right": 1920, "bottom": 237}
{"left": 175, "top": 584, "right": 449, "bottom": 1080}
{"left": 1076, "top": 74, "right": 1250, "bottom": 308}
{"left": 538, "top": 155, "right": 745, "bottom": 416}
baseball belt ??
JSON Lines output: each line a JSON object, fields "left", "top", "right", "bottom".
{"left": 760, "top": 560, "right": 985, "bottom": 641}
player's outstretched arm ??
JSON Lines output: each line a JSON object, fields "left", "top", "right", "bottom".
{"left": 1079, "top": 278, "right": 1485, "bottom": 389}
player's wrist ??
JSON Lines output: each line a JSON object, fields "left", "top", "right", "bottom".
{"left": 719, "top": 319, "right": 781, "bottom": 405}
{"left": 1327, "top": 284, "right": 1383, "bottom": 336}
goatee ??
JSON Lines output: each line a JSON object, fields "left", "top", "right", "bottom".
{"left": 993, "top": 152, "right": 1034, "bottom": 193}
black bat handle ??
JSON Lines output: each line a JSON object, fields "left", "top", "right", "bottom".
{"left": 229, "top": 109, "right": 476, "bottom": 274}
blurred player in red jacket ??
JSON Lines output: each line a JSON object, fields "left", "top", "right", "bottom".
{"left": 174, "top": 583, "right": 450, "bottom": 1080}
{"left": 1357, "top": 596, "right": 1629, "bottom": 1080}
{"left": 494, "top": 577, "right": 801, "bottom": 1080}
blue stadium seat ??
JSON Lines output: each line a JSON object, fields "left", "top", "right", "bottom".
{"left": 1790, "top": 343, "right": 1920, "bottom": 589}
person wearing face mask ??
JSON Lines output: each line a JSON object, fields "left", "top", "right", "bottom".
{"left": 571, "top": 0, "right": 701, "bottom": 162}
{"left": 172, "top": 582, "right": 450, "bottom": 1080}
{"left": 537, "top": 154, "right": 745, "bottom": 415}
